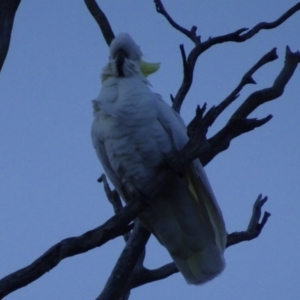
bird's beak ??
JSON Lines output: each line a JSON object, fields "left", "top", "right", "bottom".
{"left": 139, "top": 60, "right": 160, "bottom": 77}
{"left": 115, "top": 49, "right": 127, "bottom": 77}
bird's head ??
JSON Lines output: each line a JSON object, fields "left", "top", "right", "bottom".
{"left": 102, "top": 33, "right": 160, "bottom": 80}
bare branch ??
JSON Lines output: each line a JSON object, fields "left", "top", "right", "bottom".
{"left": 187, "top": 47, "right": 278, "bottom": 138}
{"left": 196, "top": 3, "right": 300, "bottom": 52}
{"left": 227, "top": 194, "right": 271, "bottom": 247}
{"left": 0, "top": 201, "right": 140, "bottom": 299}
{"left": 230, "top": 46, "right": 300, "bottom": 120}
{"left": 128, "top": 263, "right": 178, "bottom": 289}
{"left": 84, "top": 0, "right": 115, "bottom": 46}
{"left": 160, "top": 2, "right": 300, "bottom": 112}
{"left": 199, "top": 46, "right": 300, "bottom": 166}
{"left": 97, "top": 222, "right": 150, "bottom": 300}
{"left": 154, "top": 0, "right": 200, "bottom": 44}
{"left": 0, "top": 0, "right": 21, "bottom": 72}
{"left": 241, "top": 3, "right": 300, "bottom": 40}
{"left": 205, "top": 48, "right": 278, "bottom": 128}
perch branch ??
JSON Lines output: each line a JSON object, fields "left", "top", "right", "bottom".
{"left": 0, "top": 200, "right": 140, "bottom": 299}
{"left": 0, "top": 0, "right": 21, "bottom": 72}
{"left": 84, "top": 0, "right": 115, "bottom": 45}
{"left": 124, "top": 194, "right": 270, "bottom": 289}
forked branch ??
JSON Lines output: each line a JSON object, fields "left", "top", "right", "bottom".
{"left": 154, "top": 1, "right": 300, "bottom": 111}
{"left": 199, "top": 46, "right": 300, "bottom": 166}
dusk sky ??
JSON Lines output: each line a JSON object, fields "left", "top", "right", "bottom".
{"left": 1, "top": 1, "right": 300, "bottom": 299}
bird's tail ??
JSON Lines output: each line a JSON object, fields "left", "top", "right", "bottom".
{"left": 139, "top": 162, "right": 227, "bottom": 285}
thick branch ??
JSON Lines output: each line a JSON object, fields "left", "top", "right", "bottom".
{"left": 97, "top": 222, "right": 150, "bottom": 300}
{"left": 0, "top": 0, "right": 21, "bottom": 72}
{"left": 0, "top": 201, "right": 141, "bottom": 299}
{"left": 84, "top": 0, "right": 115, "bottom": 46}
{"left": 199, "top": 46, "right": 300, "bottom": 166}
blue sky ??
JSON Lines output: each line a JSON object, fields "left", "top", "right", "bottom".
{"left": 1, "top": 1, "right": 300, "bottom": 299}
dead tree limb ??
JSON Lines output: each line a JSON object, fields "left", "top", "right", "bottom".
{"left": 199, "top": 46, "right": 300, "bottom": 166}
{"left": 0, "top": 201, "right": 140, "bottom": 299}
{"left": 84, "top": 0, "right": 115, "bottom": 46}
{"left": 0, "top": 0, "right": 21, "bottom": 72}
{"left": 96, "top": 222, "right": 150, "bottom": 300}
{"left": 154, "top": 1, "right": 300, "bottom": 111}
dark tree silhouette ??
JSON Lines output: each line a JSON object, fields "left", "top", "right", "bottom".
{"left": 0, "top": 0, "right": 21, "bottom": 72}
{"left": 1, "top": 1, "right": 300, "bottom": 299}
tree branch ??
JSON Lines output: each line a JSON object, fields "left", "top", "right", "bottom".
{"left": 0, "top": 0, "right": 21, "bottom": 72}
{"left": 154, "top": 1, "right": 300, "bottom": 112}
{"left": 96, "top": 222, "right": 150, "bottom": 300}
{"left": 154, "top": 0, "right": 200, "bottom": 44}
{"left": 204, "top": 48, "right": 278, "bottom": 128}
{"left": 227, "top": 194, "right": 271, "bottom": 247}
{"left": 0, "top": 200, "right": 140, "bottom": 299}
{"left": 198, "top": 46, "right": 300, "bottom": 166}
{"left": 84, "top": 0, "right": 115, "bottom": 46}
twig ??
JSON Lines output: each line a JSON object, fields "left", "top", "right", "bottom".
{"left": 0, "top": 0, "right": 21, "bottom": 72}
{"left": 227, "top": 194, "right": 271, "bottom": 247}
{"left": 154, "top": 0, "right": 200, "bottom": 44}
{"left": 179, "top": 44, "right": 188, "bottom": 74}
{"left": 84, "top": 0, "right": 115, "bottom": 46}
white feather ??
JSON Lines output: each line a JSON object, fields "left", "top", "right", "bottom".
{"left": 91, "top": 33, "right": 227, "bottom": 285}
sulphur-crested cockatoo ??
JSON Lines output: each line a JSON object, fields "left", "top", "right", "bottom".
{"left": 91, "top": 33, "right": 227, "bottom": 285}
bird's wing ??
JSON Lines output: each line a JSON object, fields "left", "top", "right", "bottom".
{"left": 138, "top": 94, "right": 227, "bottom": 284}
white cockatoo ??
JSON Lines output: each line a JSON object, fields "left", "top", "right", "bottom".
{"left": 91, "top": 33, "right": 227, "bottom": 285}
